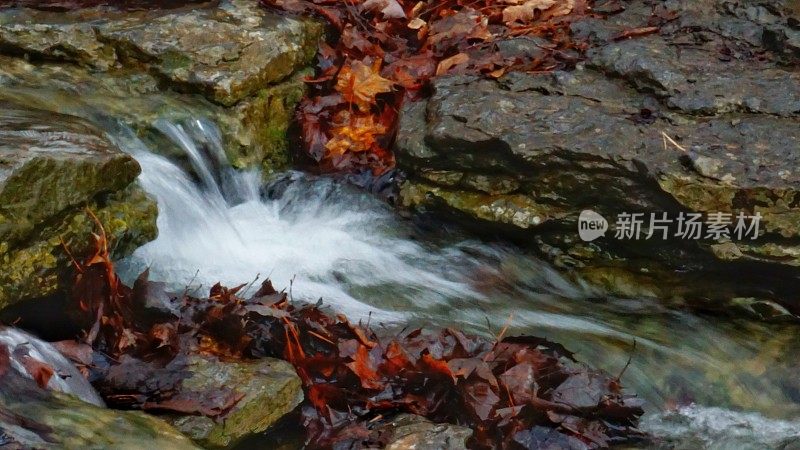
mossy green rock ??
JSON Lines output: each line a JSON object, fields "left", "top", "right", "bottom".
{"left": 221, "top": 70, "right": 310, "bottom": 171}
{"left": 0, "top": 369, "right": 200, "bottom": 450}
{"left": 168, "top": 356, "right": 304, "bottom": 449}
{"left": 0, "top": 103, "right": 157, "bottom": 309}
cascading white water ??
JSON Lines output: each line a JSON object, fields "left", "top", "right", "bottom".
{"left": 110, "top": 117, "right": 800, "bottom": 449}
{"left": 115, "top": 118, "right": 578, "bottom": 321}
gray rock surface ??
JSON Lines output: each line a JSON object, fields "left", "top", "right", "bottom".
{"left": 396, "top": 0, "right": 800, "bottom": 316}
{"left": 377, "top": 414, "right": 473, "bottom": 450}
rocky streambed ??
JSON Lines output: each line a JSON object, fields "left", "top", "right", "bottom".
{"left": 0, "top": 0, "right": 799, "bottom": 449}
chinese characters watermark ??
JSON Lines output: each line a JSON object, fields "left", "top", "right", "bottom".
{"left": 578, "top": 210, "right": 762, "bottom": 242}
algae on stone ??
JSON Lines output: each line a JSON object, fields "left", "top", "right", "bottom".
{"left": 0, "top": 104, "right": 157, "bottom": 310}
{"left": 0, "top": 369, "right": 200, "bottom": 450}
{"left": 168, "top": 356, "right": 304, "bottom": 449}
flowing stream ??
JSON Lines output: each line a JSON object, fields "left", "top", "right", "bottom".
{"left": 107, "top": 118, "right": 800, "bottom": 449}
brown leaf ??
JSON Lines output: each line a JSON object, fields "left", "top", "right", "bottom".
{"left": 0, "top": 344, "right": 9, "bottom": 378}
{"left": 52, "top": 340, "right": 94, "bottom": 366}
{"left": 502, "top": 0, "right": 574, "bottom": 24}
{"left": 362, "top": 0, "right": 405, "bottom": 19}
{"left": 499, "top": 362, "right": 537, "bottom": 404}
{"left": 464, "top": 381, "right": 501, "bottom": 421}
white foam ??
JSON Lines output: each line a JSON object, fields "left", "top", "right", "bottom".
{"left": 115, "top": 119, "right": 489, "bottom": 321}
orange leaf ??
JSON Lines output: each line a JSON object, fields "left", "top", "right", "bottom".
{"left": 346, "top": 344, "right": 382, "bottom": 390}
{"left": 335, "top": 59, "right": 394, "bottom": 112}
{"left": 20, "top": 356, "right": 54, "bottom": 389}
{"left": 325, "top": 111, "right": 387, "bottom": 157}
{"left": 420, "top": 353, "right": 456, "bottom": 383}
{"left": 436, "top": 52, "right": 469, "bottom": 76}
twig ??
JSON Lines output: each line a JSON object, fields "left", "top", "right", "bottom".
{"left": 182, "top": 269, "right": 200, "bottom": 299}
{"left": 242, "top": 272, "right": 261, "bottom": 298}
{"left": 495, "top": 313, "right": 514, "bottom": 343}
{"left": 483, "top": 313, "right": 514, "bottom": 362}
{"left": 85, "top": 300, "right": 104, "bottom": 345}
{"left": 662, "top": 131, "right": 688, "bottom": 153}
{"left": 612, "top": 26, "right": 660, "bottom": 41}
{"left": 308, "top": 330, "right": 336, "bottom": 346}
{"left": 615, "top": 339, "right": 637, "bottom": 381}
{"left": 59, "top": 237, "right": 83, "bottom": 274}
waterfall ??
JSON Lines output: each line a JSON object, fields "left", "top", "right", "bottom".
{"left": 114, "top": 119, "right": 574, "bottom": 321}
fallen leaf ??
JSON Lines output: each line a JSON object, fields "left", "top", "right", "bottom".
{"left": 335, "top": 59, "right": 394, "bottom": 112}
{"left": 362, "top": 0, "right": 405, "bottom": 19}
{"left": 19, "top": 355, "right": 55, "bottom": 389}
{"left": 436, "top": 52, "right": 470, "bottom": 75}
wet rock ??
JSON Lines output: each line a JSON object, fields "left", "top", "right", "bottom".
{"left": 396, "top": 0, "right": 800, "bottom": 315}
{"left": 376, "top": 414, "right": 473, "bottom": 450}
{"left": 0, "top": 0, "right": 323, "bottom": 172}
{"left": 0, "top": 327, "right": 103, "bottom": 406}
{"left": 0, "top": 55, "right": 310, "bottom": 172}
{"left": 0, "top": 103, "right": 157, "bottom": 310}
{"left": 588, "top": 37, "right": 687, "bottom": 96}
{"left": 0, "top": 10, "right": 116, "bottom": 69}
{"left": 0, "top": 365, "right": 200, "bottom": 449}
{"left": 164, "top": 356, "right": 303, "bottom": 449}
{"left": 95, "top": 0, "right": 320, "bottom": 106}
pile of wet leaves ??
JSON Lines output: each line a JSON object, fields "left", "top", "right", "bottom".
{"left": 260, "top": 0, "right": 593, "bottom": 175}
{"left": 50, "top": 218, "right": 646, "bottom": 449}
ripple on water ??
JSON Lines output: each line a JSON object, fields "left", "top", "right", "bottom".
{"left": 642, "top": 405, "right": 800, "bottom": 449}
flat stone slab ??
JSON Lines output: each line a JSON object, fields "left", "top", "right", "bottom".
{"left": 0, "top": 0, "right": 322, "bottom": 105}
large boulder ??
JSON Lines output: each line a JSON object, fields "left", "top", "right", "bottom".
{"left": 396, "top": 0, "right": 800, "bottom": 317}
{"left": 0, "top": 0, "right": 323, "bottom": 172}
{"left": 0, "top": 103, "right": 157, "bottom": 310}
